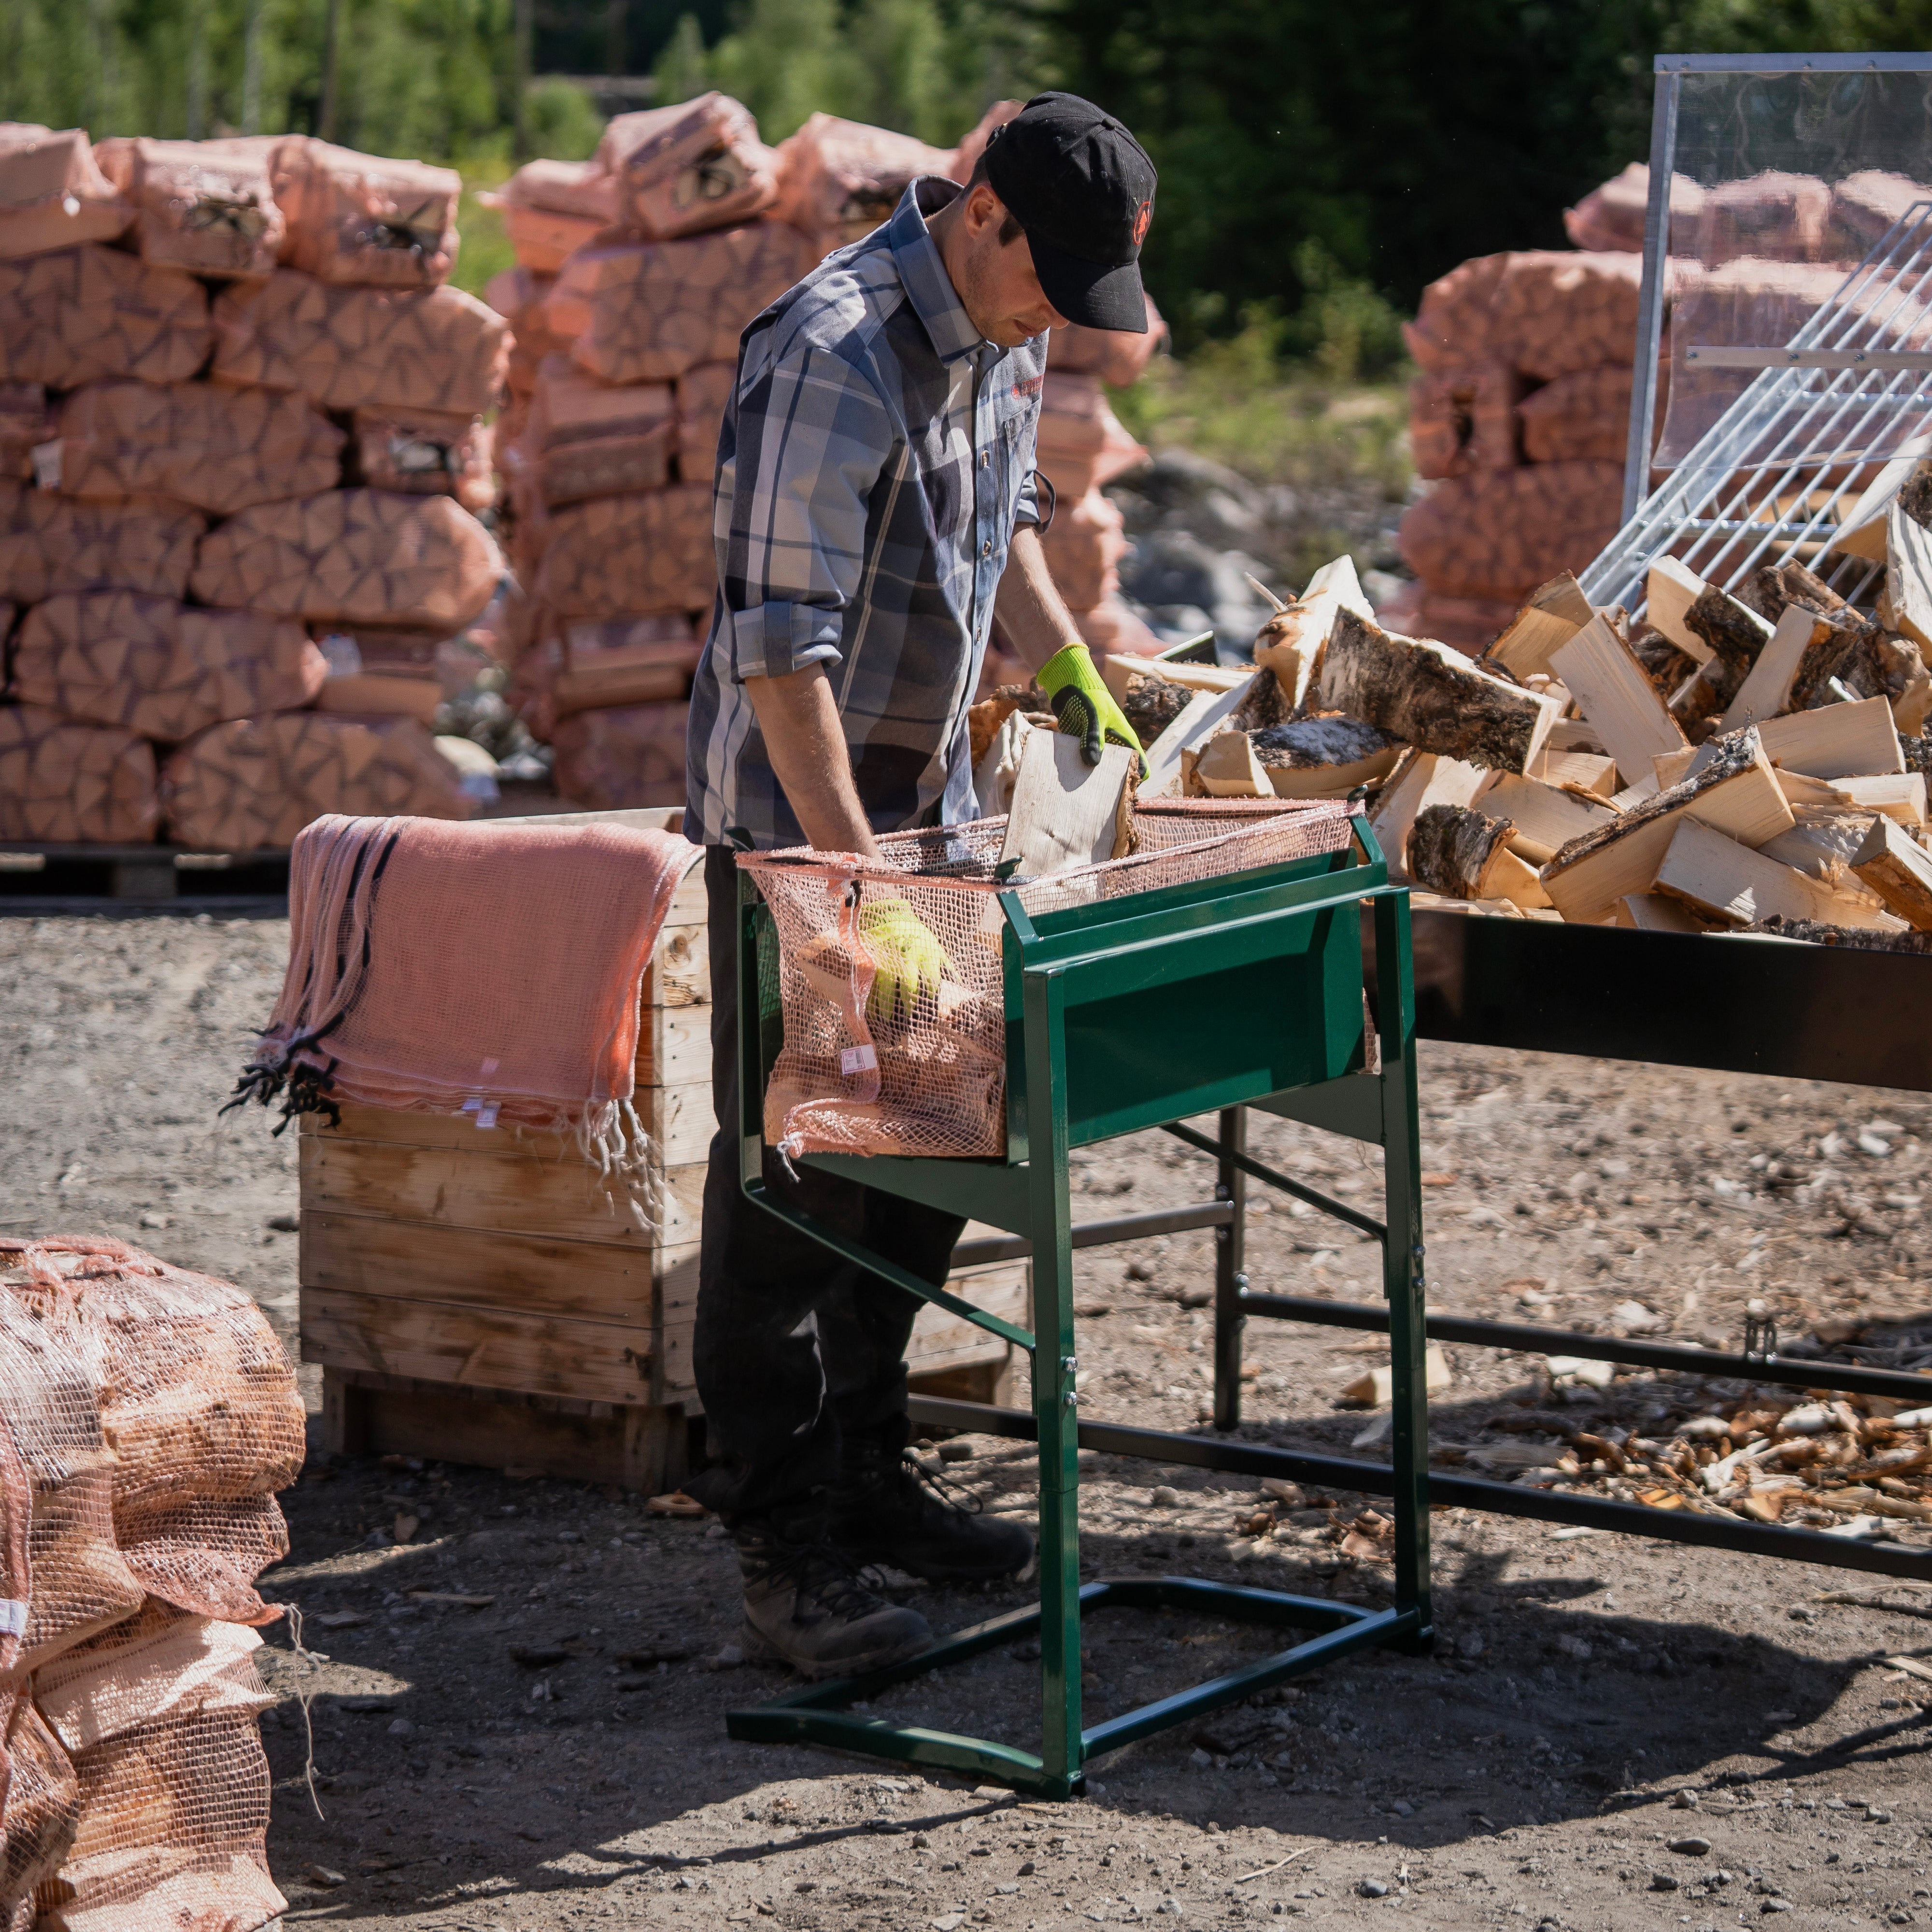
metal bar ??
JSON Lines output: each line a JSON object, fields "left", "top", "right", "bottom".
{"left": 906, "top": 1395, "right": 1932, "bottom": 1583}
{"left": 1212, "top": 1108, "right": 1247, "bottom": 1431}
{"left": 1162, "top": 1121, "right": 1386, "bottom": 1241}
{"left": 1686, "top": 348, "right": 1932, "bottom": 370}
{"left": 1655, "top": 52, "right": 1932, "bottom": 72}
{"left": 1236, "top": 1291, "right": 1932, "bottom": 1406}
{"left": 1623, "top": 64, "right": 1679, "bottom": 522}
{"left": 950, "top": 1200, "right": 1233, "bottom": 1269}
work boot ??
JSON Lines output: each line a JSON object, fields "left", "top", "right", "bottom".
{"left": 735, "top": 1503, "right": 933, "bottom": 1681}
{"left": 829, "top": 1418, "right": 1036, "bottom": 1582}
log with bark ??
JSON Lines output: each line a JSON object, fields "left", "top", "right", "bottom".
{"left": 1850, "top": 813, "right": 1932, "bottom": 929}
{"left": 1408, "top": 803, "right": 1549, "bottom": 908}
{"left": 1739, "top": 914, "right": 1932, "bottom": 954}
{"left": 1684, "top": 582, "right": 1776, "bottom": 677}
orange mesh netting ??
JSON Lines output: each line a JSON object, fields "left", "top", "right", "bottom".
{"left": 0, "top": 247, "right": 208, "bottom": 390}
{"left": 160, "top": 712, "right": 476, "bottom": 851}
{"left": 1046, "top": 291, "right": 1168, "bottom": 387}
{"left": 0, "top": 384, "right": 52, "bottom": 481}
{"left": 550, "top": 698, "right": 691, "bottom": 808}
{"left": 1040, "top": 486, "right": 1128, "bottom": 613}
{"left": 741, "top": 798, "right": 1359, "bottom": 1160}
{"left": 530, "top": 483, "right": 714, "bottom": 619}
{"left": 3, "top": 1692, "right": 81, "bottom": 1911}
{"left": 673, "top": 360, "right": 735, "bottom": 486}
{"left": 92, "top": 138, "right": 283, "bottom": 281}
{"left": 0, "top": 496, "right": 205, "bottom": 606}
{"left": 596, "top": 93, "right": 778, "bottom": 240}
{"left": 0, "top": 128, "right": 130, "bottom": 261}
{"left": 272, "top": 136, "right": 460, "bottom": 289}
{"left": 523, "top": 356, "right": 676, "bottom": 507}
{"left": 0, "top": 709, "right": 158, "bottom": 844}
{"left": 486, "top": 158, "right": 620, "bottom": 274}
{"left": 351, "top": 405, "right": 494, "bottom": 511}
{"left": 12, "top": 593, "right": 326, "bottom": 743}
{"left": 210, "top": 270, "right": 507, "bottom": 417}
{"left": 188, "top": 488, "right": 502, "bottom": 630}
{"left": 231, "top": 812, "right": 702, "bottom": 1172}
{"left": 1033, "top": 371, "right": 1147, "bottom": 501}
{"left": 771, "top": 114, "right": 953, "bottom": 257}
{"left": 948, "top": 100, "right": 1023, "bottom": 184}
{"left": 54, "top": 380, "right": 345, "bottom": 517}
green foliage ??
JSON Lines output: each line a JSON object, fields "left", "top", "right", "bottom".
{"left": 525, "top": 77, "right": 605, "bottom": 160}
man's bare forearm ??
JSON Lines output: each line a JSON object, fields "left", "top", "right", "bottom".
{"left": 741, "top": 663, "right": 879, "bottom": 856}
{"left": 993, "top": 524, "right": 1085, "bottom": 675}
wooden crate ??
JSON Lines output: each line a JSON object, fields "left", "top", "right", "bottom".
{"left": 300, "top": 817, "right": 1023, "bottom": 1492}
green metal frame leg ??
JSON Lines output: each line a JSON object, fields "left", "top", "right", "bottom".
{"left": 1212, "top": 1107, "right": 1247, "bottom": 1431}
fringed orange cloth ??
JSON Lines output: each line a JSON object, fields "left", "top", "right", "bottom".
{"left": 228, "top": 812, "right": 702, "bottom": 1174}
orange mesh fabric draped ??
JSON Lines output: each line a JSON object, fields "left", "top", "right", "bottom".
{"left": 771, "top": 114, "right": 953, "bottom": 258}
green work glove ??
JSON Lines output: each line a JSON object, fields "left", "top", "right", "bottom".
{"left": 1037, "top": 642, "right": 1146, "bottom": 773}
{"left": 857, "top": 899, "right": 950, "bottom": 1025}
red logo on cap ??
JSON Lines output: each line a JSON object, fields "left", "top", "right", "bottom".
{"left": 1132, "top": 199, "right": 1153, "bottom": 246}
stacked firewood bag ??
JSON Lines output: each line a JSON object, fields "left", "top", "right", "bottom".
{"left": 0, "top": 124, "right": 503, "bottom": 849}
{"left": 0, "top": 1235, "right": 305, "bottom": 1932}
{"left": 1399, "top": 161, "right": 1932, "bottom": 654}
{"left": 489, "top": 96, "right": 1165, "bottom": 807}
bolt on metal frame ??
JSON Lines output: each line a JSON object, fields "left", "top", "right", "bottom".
{"left": 724, "top": 819, "right": 1433, "bottom": 1798}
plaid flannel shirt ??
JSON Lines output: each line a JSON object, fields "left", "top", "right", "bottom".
{"left": 683, "top": 176, "right": 1046, "bottom": 851}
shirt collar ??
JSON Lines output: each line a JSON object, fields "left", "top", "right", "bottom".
{"left": 888, "top": 176, "right": 989, "bottom": 366}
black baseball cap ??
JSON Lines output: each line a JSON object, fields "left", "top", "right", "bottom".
{"left": 981, "top": 92, "right": 1155, "bottom": 333}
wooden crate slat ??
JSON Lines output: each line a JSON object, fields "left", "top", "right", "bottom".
{"left": 643, "top": 924, "right": 707, "bottom": 1008}
{"left": 648, "top": 1080, "right": 715, "bottom": 1166}
{"left": 635, "top": 1002, "right": 710, "bottom": 1088}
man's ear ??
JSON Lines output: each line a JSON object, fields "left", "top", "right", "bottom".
{"left": 963, "top": 181, "right": 1006, "bottom": 237}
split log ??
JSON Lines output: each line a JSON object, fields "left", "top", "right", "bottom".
{"left": 529, "top": 483, "right": 716, "bottom": 621}
{"left": 1833, "top": 455, "right": 1931, "bottom": 562}
{"left": 1851, "top": 814, "right": 1932, "bottom": 929}
{"left": 1737, "top": 558, "right": 1846, "bottom": 624}
{"left": 1617, "top": 893, "right": 1712, "bottom": 933}
{"left": 1759, "top": 809, "right": 1891, "bottom": 889}
{"left": 272, "top": 138, "right": 460, "bottom": 290}
{"left": 1835, "top": 621, "right": 1931, "bottom": 736}
{"left": 1644, "top": 557, "right": 1716, "bottom": 664}
{"left": 1654, "top": 817, "right": 1902, "bottom": 930}
{"left": 1472, "top": 772, "right": 1618, "bottom": 864}
{"left": 998, "top": 732, "right": 1136, "bottom": 876}
{"left": 1368, "top": 750, "right": 1490, "bottom": 875}
{"left": 551, "top": 615, "right": 701, "bottom": 717}
{"left": 521, "top": 357, "right": 676, "bottom": 507}
{"left": 1531, "top": 749, "right": 1619, "bottom": 796}
{"left": 0, "top": 706, "right": 156, "bottom": 843}
{"left": 0, "top": 383, "right": 51, "bottom": 481}
{"left": 0, "top": 497, "right": 204, "bottom": 605}
{"left": 0, "top": 246, "right": 208, "bottom": 389}
{"left": 1193, "top": 729, "right": 1279, "bottom": 796}
{"left": 1117, "top": 674, "right": 1193, "bottom": 746}
{"left": 1246, "top": 716, "right": 1404, "bottom": 797}
{"left": 1719, "top": 603, "right": 1850, "bottom": 730}
{"left": 1315, "top": 609, "right": 1557, "bottom": 771}
{"left": 312, "top": 671, "right": 441, "bottom": 722}
{"left": 550, "top": 701, "right": 691, "bottom": 810}
{"left": 1540, "top": 725, "right": 1794, "bottom": 922}
{"left": 1251, "top": 555, "right": 1374, "bottom": 708}
{"left": 597, "top": 93, "right": 780, "bottom": 241}
{"left": 1684, "top": 582, "right": 1775, "bottom": 676}
{"left": 1628, "top": 625, "right": 1700, "bottom": 701}
{"left": 1485, "top": 572, "right": 1595, "bottom": 682}
{"left": 1517, "top": 364, "right": 1634, "bottom": 466}
{"left": 1548, "top": 611, "right": 1687, "bottom": 783}
{"left": 1758, "top": 696, "right": 1903, "bottom": 779}
{"left": 1833, "top": 772, "right": 1927, "bottom": 827}
{"left": 1409, "top": 804, "right": 1549, "bottom": 908}
{"left": 1783, "top": 609, "right": 1865, "bottom": 714}
{"left": 353, "top": 406, "right": 493, "bottom": 512}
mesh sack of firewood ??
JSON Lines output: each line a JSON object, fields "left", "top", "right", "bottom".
{"left": 0, "top": 383, "right": 52, "bottom": 480}
{"left": 597, "top": 92, "right": 779, "bottom": 240}
{"left": 551, "top": 699, "right": 693, "bottom": 808}
{"left": 1517, "top": 364, "right": 1634, "bottom": 465}
{"left": 0, "top": 125, "right": 130, "bottom": 259}
{"left": 772, "top": 113, "right": 953, "bottom": 257}
{"left": 1073, "top": 597, "right": 1163, "bottom": 659}
{"left": 556, "top": 223, "right": 815, "bottom": 385}
{"left": 487, "top": 156, "right": 620, "bottom": 274}
{"left": 1416, "top": 590, "right": 1522, "bottom": 655}
{"left": 1404, "top": 250, "right": 1644, "bottom": 381}
{"left": 531, "top": 482, "right": 715, "bottom": 619}
{"left": 484, "top": 263, "right": 574, "bottom": 387}
{"left": 524, "top": 355, "right": 676, "bottom": 505}
{"left": 0, "top": 708, "right": 158, "bottom": 842}
{"left": 1033, "top": 370, "right": 1147, "bottom": 500}
{"left": 1563, "top": 162, "right": 1704, "bottom": 254}
{"left": 0, "top": 245, "right": 209, "bottom": 388}
{"left": 189, "top": 488, "right": 502, "bottom": 630}
{"left": 1408, "top": 361, "right": 1523, "bottom": 479}
{"left": 1829, "top": 169, "right": 1931, "bottom": 257}
{"left": 161, "top": 711, "right": 475, "bottom": 850}
{"left": 211, "top": 269, "right": 507, "bottom": 417}
{"left": 0, "top": 494, "right": 204, "bottom": 604}
{"left": 674, "top": 359, "right": 735, "bottom": 485}
{"left": 948, "top": 99, "right": 1024, "bottom": 183}
{"left": 111, "top": 1492, "right": 288, "bottom": 1625}
{"left": 2, "top": 1690, "right": 81, "bottom": 1913}
{"left": 92, "top": 136, "right": 283, "bottom": 279}
{"left": 351, "top": 405, "right": 493, "bottom": 511}
{"left": 270, "top": 134, "right": 459, "bottom": 289}
{"left": 1045, "top": 290, "right": 1168, "bottom": 387}
{"left": 53, "top": 379, "right": 344, "bottom": 516}
{"left": 1041, "top": 486, "right": 1129, "bottom": 613}
{"left": 13, "top": 593, "right": 325, "bottom": 742}
{"left": 1696, "top": 170, "right": 1832, "bottom": 267}
{"left": 551, "top": 613, "right": 701, "bottom": 718}
{"left": 31, "top": 1601, "right": 284, "bottom": 1931}
{"left": 1398, "top": 459, "right": 1624, "bottom": 602}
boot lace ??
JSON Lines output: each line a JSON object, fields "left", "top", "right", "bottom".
{"left": 897, "top": 1450, "right": 985, "bottom": 1521}
{"left": 758, "top": 1535, "right": 895, "bottom": 1621}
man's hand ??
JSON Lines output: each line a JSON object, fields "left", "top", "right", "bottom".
{"left": 1037, "top": 642, "right": 1146, "bottom": 772}
{"left": 858, "top": 899, "right": 950, "bottom": 1024}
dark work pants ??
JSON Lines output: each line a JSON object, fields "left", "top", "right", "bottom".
{"left": 684, "top": 846, "right": 966, "bottom": 1521}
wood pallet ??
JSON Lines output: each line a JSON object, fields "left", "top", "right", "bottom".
{"left": 299, "top": 830, "right": 1025, "bottom": 1493}
{"left": 0, "top": 840, "right": 291, "bottom": 903}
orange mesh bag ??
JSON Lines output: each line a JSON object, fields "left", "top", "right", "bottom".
{"left": 0, "top": 497, "right": 204, "bottom": 605}
{"left": 526, "top": 355, "right": 676, "bottom": 506}
{"left": 674, "top": 360, "right": 735, "bottom": 485}
{"left": 552, "top": 613, "right": 699, "bottom": 718}
{"left": 1033, "top": 371, "right": 1146, "bottom": 500}
{"left": 0, "top": 709, "right": 158, "bottom": 843}
{"left": 1488, "top": 251, "right": 1646, "bottom": 383}
{"left": 772, "top": 114, "right": 953, "bottom": 257}
{"left": 13, "top": 593, "right": 325, "bottom": 743}
{"left": 230, "top": 812, "right": 701, "bottom": 1171}
{"left": 1406, "top": 360, "right": 1523, "bottom": 479}
{"left": 1046, "top": 291, "right": 1168, "bottom": 387}
{"left": 2, "top": 1692, "right": 80, "bottom": 1912}
{"left": 53, "top": 381, "right": 344, "bottom": 516}
{"left": 189, "top": 489, "right": 502, "bottom": 629}
{"left": 948, "top": 100, "right": 1023, "bottom": 184}
{"left": 351, "top": 406, "right": 493, "bottom": 511}
{"left": 160, "top": 712, "right": 476, "bottom": 851}
{"left": 1040, "top": 486, "right": 1128, "bottom": 613}
{"left": 1563, "top": 162, "right": 1703, "bottom": 255}
{"left": 551, "top": 698, "right": 692, "bottom": 808}
{"left": 484, "top": 263, "right": 573, "bottom": 382}
{"left": 1830, "top": 170, "right": 1932, "bottom": 258}
{"left": 0, "top": 128, "right": 129, "bottom": 260}
{"left": 210, "top": 269, "right": 507, "bottom": 417}
{"left": 0, "top": 247, "right": 209, "bottom": 389}
{"left": 739, "top": 800, "right": 1359, "bottom": 1160}
{"left": 1398, "top": 459, "right": 1624, "bottom": 602}
{"left": 1518, "top": 364, "right": 1634, "bottom": 466}
{"left": 597, "top": 93, "right": 778, "bottom": 240}
{"left": 1697, "top": 170, "right": 1831, "bottom": 267}
{"left": 91, "top": 137, "right": 282, "bottom": 280}
{"left": 0, "top": 385, "right": 51, "bottom": 481}
{"left": 557, "top": 224, "right": 814, "bottom": 384}
{"left": 487, "top": 157, "right": 620, "bottom": 273}
{"left": 532, "top": 482, "right": 714, "bottom": 619}
{"left": 1402, "top": 252, "right": 1511, "bottom": 372}
{"left": 32, "top": 1603, "right": 284, "bottom": 1932}
{"left": 109, "top": 1495, "right": 286, "bottom": 1627}
{"left": 271, "top": 134, "right": 459, "bottom": 289}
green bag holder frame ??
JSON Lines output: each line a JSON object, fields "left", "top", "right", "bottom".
{"left": 725, "top": 816, "right": 1431, "bottom": 1798}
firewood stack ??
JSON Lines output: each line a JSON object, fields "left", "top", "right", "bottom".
{"left": 0, "top": 124, "right": 504, "bottom": 850}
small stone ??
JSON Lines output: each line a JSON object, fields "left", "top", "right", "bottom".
{"left": 1887, "top": 1912, "right": 1911, "bottom": 1926}
{"left": 307, "top": 1865, "right": 347, "bottom": 1888}
{"left": 932, "top": 1916, "right": 966, "bottom": 1931}
{"left": 1760, "top": 1907, "right": 1792, "bottom": 1919}
{"left": 1357, "top": 1879, "right": 1389, "bottom": 1898}
{"left": 1179, "top": 1287, "right": 1213, "bottom": 1309}
{"left": 1151, "top": 1487, "right": 1181, "bottom": 1508}
{"left": 1125, "top": 1261, "right": 1154, "bottom": 1282}
{"left": 796, "top": 1880, "right": 818, "bottom": 1893}
{"left": 1188, "top": 1747, "right": 1212, "bottom": 1768}
{"left": 913, "top": 1834, "right": 932, "bottom": 1849}
{"left": 710, "top": 1644, "right": 745, "bottom": 1669}
{"left": 1868, "top": 1806, "right": 1893, "bottom": 1824}
{"left": 936, "top": 1439, "right": 975, "bottom": 1463}
{"left": 994, "top": 1883, "right": 1020, "bottom": 1895}
{"left": 1017, "top": 1861, "right": 1035, "bottom": 1875}
{"left": 1671, "top": 1790, "right": 1700, "bottom": 1809}
{"left": 268, "top": 1212, "right": 299, "bottom": 1233}
{"left": 1390, "top": 1800, "right": 1413, "bottom": 1817}
{"left": 1649, "top": 1874, "right": 1679, "bottom": 1892}
{"left": 138, "top": 1210, "right": 169, "bottom": 1230}
{"left": 1667, "top": 1838, "right": 1711, "bottom": 1857}
{"left": 385, "top": 1718, "right": 414, "bottom": 1737}
{"left": 1555, "top": 1634, "right": 1592, "bottom": 1661}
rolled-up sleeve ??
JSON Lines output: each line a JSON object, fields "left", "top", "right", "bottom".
{"left": 718, "top": 342, "right": 892, "bottom": 682}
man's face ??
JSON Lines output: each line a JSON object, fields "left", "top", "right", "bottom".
{"left": 945, "top": 183, "right": 1068, "bottom": 347}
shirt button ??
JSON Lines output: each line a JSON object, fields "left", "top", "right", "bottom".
{"left": 980, "top": 450, "right": 990, "bottom": 469}
{"left": 982, "top": 540, "right": 993, "bottom": 557}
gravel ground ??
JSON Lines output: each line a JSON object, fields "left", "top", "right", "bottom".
{"left": 2, "top": 909, "right": 1930, "bottom": 1930}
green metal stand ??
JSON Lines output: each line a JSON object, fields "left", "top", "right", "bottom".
{"left": 725, "top": 821, "right": 1431, "bottom": 1798}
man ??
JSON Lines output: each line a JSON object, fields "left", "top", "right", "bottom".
{"left": 683, "top": 92, "right": 1156, "bottom": 1678}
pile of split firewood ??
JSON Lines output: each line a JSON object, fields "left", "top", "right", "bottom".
{"left": 1086, "top": 469, "right": 1932, "bottom": 949}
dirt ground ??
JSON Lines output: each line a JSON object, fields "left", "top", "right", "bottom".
{"left": 3, "top": 908, "right": 1931, "bottom": 1931}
